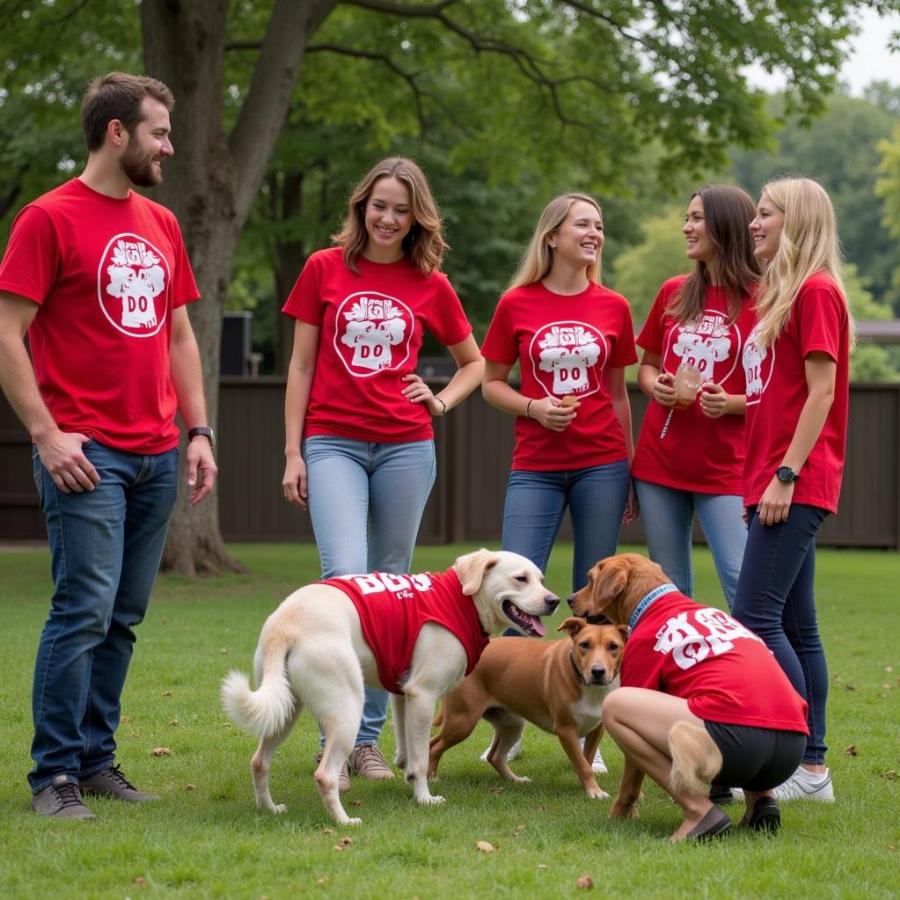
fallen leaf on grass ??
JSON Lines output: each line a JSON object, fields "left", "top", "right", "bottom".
{"left": 537, "top": 864, "right": 548, "bottom": 870}
{"left": 169, "top": 720, "right": 179, "bottom": 727}
{"left": 133, "top": 877, "right": 147, "bottom": 886}
{"left": 161, "top": 690, "right": 173, "bottom": 697}
{"left": 220, "top": 648, "right": 228, "bottom": 655}
{"left": 184, "top": 784, "right": 196, "bottom": 792}
{"left": 315, "top": 877, "right": 328, "bottom": 885}
{"left": 322, "top": 827, "right": 335, "bottom": 834}
{"left": 513, "top": 824, "right": 526, "bottom": 835}
{"left": 350, "top": 799, "right": 363, "bottom": 807}
{"left": 333, "top": 836, "right": 353, "bottom": 851}
{"left": 844, "top": 745, "right": 858, "bottom": 756}
{"left": 487, "top": 786, "right": 506, "bottom": 795}
{"left": 475, "top": 841, "right": 498, "bottom": 853}
{"left": 885, "top": 665, "right": 893, "bottom": 673}
{"left": 576, "top": 876, "right": 594, "bottom": 889}
{"left": 881, "top": 770, "right": 897, "bottom": 781}
{"left": 151, "top": 747, "right": 172, "bottom": 757}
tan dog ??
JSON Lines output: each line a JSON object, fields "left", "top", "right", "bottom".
{"left": 428, "top": 618, "right": 627, "bottom": 798}
{"left": 221, "top": 549, "right": 559, "bottom": 825}
{"left": 568, "top": 553, "right": 723, "bottom": 818}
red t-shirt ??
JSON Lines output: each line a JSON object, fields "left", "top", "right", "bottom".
{"left": 621, "top": 590, "right": 809, "bottom": 733}
{"left": 631, "top": 277, "right": 756, "bottom": 494}
{"left": 480, "top": 281, "right": 637, "bottom": 471}
{"left": 742, "top": 272, "right": 850, "bottom": 513}
{"left": 321, "top": 569, "right": 489, "bottom": 694}
{"left": 0, "top": 178, "right": 200, "bottom": 454}
{"left": 282, "top": 247, "right": 472, "bottom": 443}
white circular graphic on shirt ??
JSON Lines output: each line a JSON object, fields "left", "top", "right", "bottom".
{"left": 661, "top": 312, "right": 740, "bottom": 385}
{"left": 529, "top": 320, "right": 608, "bottom": 399}
{"left": 333, "top": 291, "right": 413, "bottom": 377}
{"left": 97, "top": 233, "right": 170, "bottom": 338}
{"left": 742, "top": 323, "right": 775, "bottom": 406}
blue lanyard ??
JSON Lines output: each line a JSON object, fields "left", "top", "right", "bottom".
{"left": 629, "top": 583, "right": 679, "bottom": 630}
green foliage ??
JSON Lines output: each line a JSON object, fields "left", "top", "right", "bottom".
{"left": 844, "top": 264, "right": 900, "bottom": 381}
{"left": 1, "top": 543, "right": 898, "bottom": 897}
{"left": 875, "top": 122, "right": 900, "bottom": 309}
{"left": 605, "top": 208, "right": 693, "bottom": 327}
{"left": 730, "top": 88, "right": 900, "bottom": 306}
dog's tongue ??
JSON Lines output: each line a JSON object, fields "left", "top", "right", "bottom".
{"left": 528, "top": 615, "right": 546, "bottom": 638}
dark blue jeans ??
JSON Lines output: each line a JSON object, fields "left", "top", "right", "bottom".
{"left": 29, "top": 440, "right": 178, "bottom": 791}
{"left": 732, "top": 503, "right": 829, "bottom": 765}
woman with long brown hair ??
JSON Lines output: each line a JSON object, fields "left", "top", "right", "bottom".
{"left": 281, "top": 157, "right": 482, "bottom": 784}
{"left": 631, "top": 185, "right": 760, "bottom": 611}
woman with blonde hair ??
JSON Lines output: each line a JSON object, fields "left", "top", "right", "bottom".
{"left": 481, "top": 193, "right": 637, "bottom": 766}
{"left": 281, "top": 157, "right": 482, "bottom": 784}
{"left": 732, "top": 177, "right": 852, "bottom": 808}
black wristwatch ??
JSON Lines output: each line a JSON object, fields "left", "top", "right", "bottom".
{"left": 776, "top": 465, "right": 798, "bottom": 484}
{"left": 188, "top": 426, "right": 215, "bottom": 448}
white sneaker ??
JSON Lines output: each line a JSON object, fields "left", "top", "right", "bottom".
{"left": 481, "top": 736, "right": 522, "bottom": 762}
{"left": 771, "top": 766, "right": 834, "bottom": 802}
{"left": 581, "top": 738, "right": 607, "bottom": 774}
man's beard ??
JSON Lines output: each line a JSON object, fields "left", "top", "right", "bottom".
{"left": 120, "top": 142, "right": 162, "bottom": 188}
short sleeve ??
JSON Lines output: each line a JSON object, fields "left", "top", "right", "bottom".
{"left": 424, "top": 272, "right": 472, "bottom": 347}
{"left": 609, "top": 295, "right": 638, "bottom": 367}
{"left": 480, "top": 294, "right": 518, "bottom": 365}
{"left": 282, "top": 250, "right": 327, "bottom": 325}
{"left": 797, "top": 280, "right": 846, "bottom": 363}
{"left": 0, "top": 206, "right": 60, "bottom": 305}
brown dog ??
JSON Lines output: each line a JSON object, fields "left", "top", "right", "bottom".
{"left": 428, "top": 618, "right": 627, "bottom": 798}
{"left": 568, "top": 553, "right": 723, "bottom": 818}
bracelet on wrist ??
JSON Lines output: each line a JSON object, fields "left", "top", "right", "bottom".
{"left": 435, "top": 396, "right": 447, "bottom": 416}
{"left": 525, "top": 399, "right": 534, "bottom": 419}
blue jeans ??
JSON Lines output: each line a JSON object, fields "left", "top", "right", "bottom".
{"left": 732, "top": 504, "right": 829, "bottom": 765}
{"left": 303, "top": 436, "right": 436, "bottom": 745}
{"left": 29, "top": 440, "right": 178, "bottom": 792}
{"left": 633, "top": 479, "right": 747, "bottom": 609}
{"left": 501, "top": 460, "right": 630, "bottom": 597}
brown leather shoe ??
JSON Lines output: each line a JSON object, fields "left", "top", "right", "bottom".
{"left": 347, "top": 743, "right": 394, "bottom": 781}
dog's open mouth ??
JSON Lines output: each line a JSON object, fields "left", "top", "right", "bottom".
{"left": 502, "top": 600, "right": 546, "bottom": 637}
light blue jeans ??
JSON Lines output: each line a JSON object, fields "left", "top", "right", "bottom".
{"left": 501, "top": 460, "right": 631, "bottom": 597}
{"left": 633, "top": 479, "right": 746, "bottom": 609}
{"left": 303, "top": 436, "right": 436, "bottom": 745}
{"left": 29, "top": 440, "right": 178, "bottom": 792}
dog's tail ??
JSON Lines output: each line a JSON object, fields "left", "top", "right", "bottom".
{"left": 220, "top": 632, "right": 296, "bottom": 739}
{"left": 668, "top": 721, "right": 723, "bottom": 797}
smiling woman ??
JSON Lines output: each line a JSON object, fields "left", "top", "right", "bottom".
{"left": 279, "top": 156, "right": 484, "bottom": 781}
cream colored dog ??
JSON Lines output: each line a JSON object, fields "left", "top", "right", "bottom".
{"left": 221, "top": 549, "right": 559, "bottom": 825}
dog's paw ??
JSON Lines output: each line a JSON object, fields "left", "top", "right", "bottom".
{"left": 507, "top": 774, "right": 531, "bottom": 784}
{"left": 272, "top": 803, "right": 288, "bottom": 814}
{"left": 336, "top": 815, "right": 362, "bottom": 826}
{"left": 586, "top": 787, "right": 610, "bottom": 800}
{"left": 418, "top": 793, "right": 446, "bottom": 806}
{"left": 609, "top": 801, "right": 638, "bottom": 819}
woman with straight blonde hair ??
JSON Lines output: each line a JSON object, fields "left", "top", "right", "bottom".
{"left": 281, "top": 157, "right": 483, "bottom": 785}
{"left": 732, "top": 177, "right": 852, "bottom": 809}
{"left": 481, "top": 192, "right": 638, "bottom": 767}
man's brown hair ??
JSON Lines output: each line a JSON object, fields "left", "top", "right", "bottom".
{"left": 81, "top": 72, "right": 174, "bottom": 152}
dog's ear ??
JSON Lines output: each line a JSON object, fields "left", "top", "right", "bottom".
{"left": 455, "top": 548, "right": 499, "bottom": 596}
{"left": 616, "top": 623, "right": 629, "bottom": 644}
{"left": 590, "top": 557, "right": 630, "bottom": 617}
{"left": 557, "top": 617, "right": 586, "bottom": 638}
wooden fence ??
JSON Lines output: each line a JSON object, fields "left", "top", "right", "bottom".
{"left": 3, "top": 380, "right": 898, "bottom": 550}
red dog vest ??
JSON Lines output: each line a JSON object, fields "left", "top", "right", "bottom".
{"left": 320, "top": 569, "right": 489, "bottom": 694}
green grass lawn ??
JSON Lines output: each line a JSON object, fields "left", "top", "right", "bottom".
{"left": 0, "top": 542, "right": 897, "bottom": 899}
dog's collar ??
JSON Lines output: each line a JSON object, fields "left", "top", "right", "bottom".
{"left": 629, "top": 583, "right": 679, "bottom": 630}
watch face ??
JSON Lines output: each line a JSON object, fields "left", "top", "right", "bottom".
{"left": 777, "top": 466, "right": 795, "bottom": 484}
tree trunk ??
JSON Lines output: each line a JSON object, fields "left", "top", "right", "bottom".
{"left": 140, "top": 0, "right": 337, "bottom": 573}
